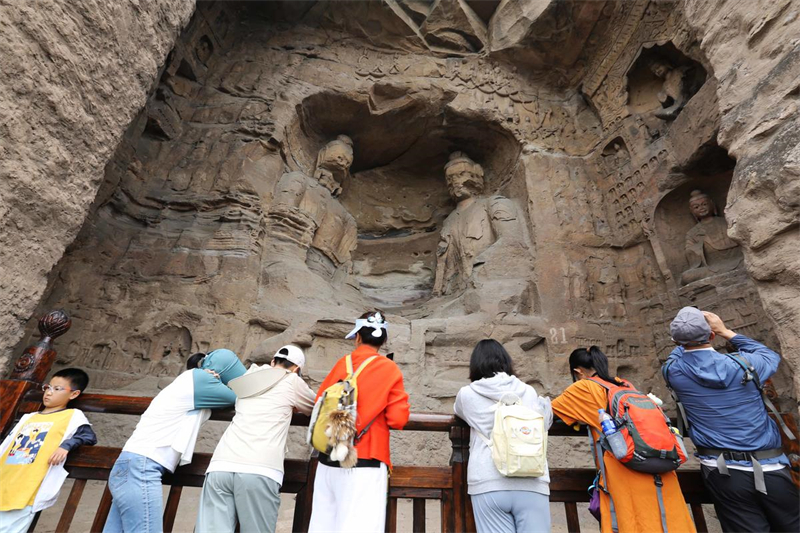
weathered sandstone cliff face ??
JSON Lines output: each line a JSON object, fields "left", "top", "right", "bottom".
{"left": 0, "top": 0, "right": 196, "bottom": 363}
{"left": 2, "top": 1, "right": 798, "bottom": 465}
{"left": 681, "top": 0, "right": 800, "bottom": 401}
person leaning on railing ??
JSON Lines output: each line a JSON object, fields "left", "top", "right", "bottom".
{"left": 103, "top": 349, "right": 246, "bottom": 533}
{"left": 195, "top": 345, "right": 315, "bottom": 533}
{"left": 454, "top": 339, "right": 553, "bottom": 533}
{"left": 551, "top": 346, "right": 696, "bottom": 533}
{"left": 0, "top": 368, "right": 97, "bottom": 533}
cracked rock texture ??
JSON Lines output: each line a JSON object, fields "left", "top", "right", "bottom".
{"left": 681, "top": 0, "right": 800, "bottom": 400}
{"left": 0, "top": 0, "right": 196, "bottom": 363}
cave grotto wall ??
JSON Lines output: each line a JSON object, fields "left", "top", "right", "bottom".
{"left": 4, "top": 0, "right": 799, "bottom": 445}
{"left": 0, "top": 0, "right": 196, "bottom": 364}
{"left": 679, "top": 0, "right": 800, "bottom": 405}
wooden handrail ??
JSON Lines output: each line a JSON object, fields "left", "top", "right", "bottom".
{"left": 62, "top": 445, "right": 710, "bottom": 499}
{"left": 18, "top": 391, "right": 593, "bottom": 435}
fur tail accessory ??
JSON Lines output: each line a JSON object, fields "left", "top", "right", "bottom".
{"left": 325, "top": 409, "right": 359, "bottom": 468}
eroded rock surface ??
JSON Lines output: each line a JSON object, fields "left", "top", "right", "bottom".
{"left": 0, "top": 0, "right": 195, "bottom": 364}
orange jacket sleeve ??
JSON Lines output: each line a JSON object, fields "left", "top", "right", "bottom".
{"left": 551, "top": 379, "right": 605, "bottom": 430}
{"left": 384, "top": 368, "right": 410, "bottom": 429}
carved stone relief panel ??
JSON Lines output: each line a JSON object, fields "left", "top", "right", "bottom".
{"left": 653, "top": 168, "right": 738, "bottom": 284}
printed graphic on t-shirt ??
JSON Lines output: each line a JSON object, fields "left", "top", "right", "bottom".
{"left": 6, "top": 422, "right": 53, "bottom": 465}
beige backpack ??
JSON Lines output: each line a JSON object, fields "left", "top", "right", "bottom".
{"left": 477, "top": 394, "right": 547, "bottom": 477}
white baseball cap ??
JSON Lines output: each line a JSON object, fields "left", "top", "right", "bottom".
{"left": 273, "top": 345, "right": 305, "bottom": 370}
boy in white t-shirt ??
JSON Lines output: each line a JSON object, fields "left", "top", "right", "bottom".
{"left": 196, "top": 345, "right": 316, "bottom": 533}
{"left": 0, "top": 368, "right": 97, "bottom": 533}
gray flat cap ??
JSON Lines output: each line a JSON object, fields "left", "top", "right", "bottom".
{"left": 670, "top": 306, "right": 712, "bottom": 345}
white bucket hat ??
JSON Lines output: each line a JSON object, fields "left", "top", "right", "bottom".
{"left": 345, "top": 312, "right": 389, "bottom": 340}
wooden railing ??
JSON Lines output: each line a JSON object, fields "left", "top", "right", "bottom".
{"left": 7, "top": 391, "right": 715, "bottom": 533}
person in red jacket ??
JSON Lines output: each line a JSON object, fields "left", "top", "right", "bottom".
{"left": 308, "top": 311, "right": 410, "bottom": 533}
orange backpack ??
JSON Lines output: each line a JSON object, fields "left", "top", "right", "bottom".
{"left": 589, "top": 377, "right": 687, "bottom": 473}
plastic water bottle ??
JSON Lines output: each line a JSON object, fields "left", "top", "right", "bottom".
{"left": 598, "top": 409, "right": 627, "bottom": 460}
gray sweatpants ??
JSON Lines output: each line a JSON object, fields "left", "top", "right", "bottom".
{"left": 471, "top": 490, "right": 551, "bottom": 533}
{"left": 196, "top": 471, "right": 281, "bottom": 533}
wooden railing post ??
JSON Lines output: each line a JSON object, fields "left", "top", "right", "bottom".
{"left": 449, "top": 424, "right": 469, "bottom": 533}
{"left": 293, "top": 451, "right": 319, "bottom": 533}
{"left": 1, "top": 309, "right": 71, "bottom": 436}
{"left": 461, "top": 425, "right": 477, "bottom": 533}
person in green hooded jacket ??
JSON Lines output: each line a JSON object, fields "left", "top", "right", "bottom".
{"left": 104, "top": 349, "right": 245, "bottom": 533}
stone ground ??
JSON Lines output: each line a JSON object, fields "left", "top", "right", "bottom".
{"left": 34, "top": 478, "right": 721, "bottom": 533}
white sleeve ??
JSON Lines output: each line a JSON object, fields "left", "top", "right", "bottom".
{"left": 538, "top": 396, "right": 553, "bottom": 430}
{"left": 293, "top": 376, "right": 316, "bottom": 416}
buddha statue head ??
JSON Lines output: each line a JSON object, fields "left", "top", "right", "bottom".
{"left": 314, "top": 135, "right": 354, "bottom": 196}
{"left": 649, "top": 58, "right": 671, "bottom": 79}
{"left": 688, "top": 189, "right": 718, "bottom": 222}
{"left": 444, "top": 151, "right": 485, "bottom": 202}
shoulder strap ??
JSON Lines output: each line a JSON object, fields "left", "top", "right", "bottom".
{"left": 585, "top": 425, "right": 619, "bottom": 530}
{"left": 723, "top": 352, "right": 796, "bottom": 440}
{"left": 653, "top": 474, "right": 669, "bottom": 533}
{"left": 587, "top": 376, "right": 611, "bottom": 390}
{"left": 344, "top": 353, "right": 377, "bottom": 379}
{"left": 662, "top": 359, "right": 690, "bottom": 436}
{"left": 586, "top": 426, "right": 609, "bottom": 494}
{"left": 354, "top": 414, "right": 378, "bottom": 444}
{"left": 722, "top": 352, "right": 759, "bottom": 388}
{"left": 476, "top": 431, "right": 492, "bottom": 447}
{"left": 345, "top": 354, "right": 354, "bottom": 377}
{"left": 353, "top": 356, "right": 378, "bottom": 379}
{"left": 588, "top": 376, "right": 633, "bottom": 390}
{"left": 349, "top": 355, "right": 381, "bottom": 445}
{"left": 473, "top": 399, "right": 508, "bottom": 446}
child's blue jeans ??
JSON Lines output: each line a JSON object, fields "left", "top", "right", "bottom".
{"left": 103, "top": 451, "right": 167, "bottom": 533}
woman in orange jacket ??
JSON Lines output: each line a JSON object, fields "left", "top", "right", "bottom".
{"left": 551, "top": 346, "right": 695, "bottom": 533}
{"left": 308, "top": 311, "right": 410, "bottom": 533}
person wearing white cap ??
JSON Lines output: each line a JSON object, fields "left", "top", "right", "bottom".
{"left": 196, "top": 346, "right": 315, "bottom": 533}
{"left": 662, "top": 308, "right": 798, "bottom": 533}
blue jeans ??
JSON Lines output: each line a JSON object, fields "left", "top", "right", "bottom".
{"left": 103, "top": 451, "right": 167, "bottom": 533}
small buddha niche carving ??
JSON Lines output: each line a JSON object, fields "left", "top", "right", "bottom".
{"left": 680, "top": 189, "right": 743, "bottom": 285}
{"left": 649, "top": 58, "right": 690, "bottom": 121}
{"left": 196, "top": 36, "right": 214, "bottom": 66}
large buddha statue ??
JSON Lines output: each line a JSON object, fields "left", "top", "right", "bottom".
{"left": 680, "top": 189, "right": 743, "bottom": 285}
{"left": 256, "top": 135, "right": 365, "bottom": 326}
{"left": 432, "top": 152, "right": 534, "bottom": 314}
{"left": 266, "top": 135, "right": 358, "bottom": 279}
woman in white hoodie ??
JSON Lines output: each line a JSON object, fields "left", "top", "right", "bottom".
{"left": 454, "top": 339, "right": 553, "bottom": 533}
